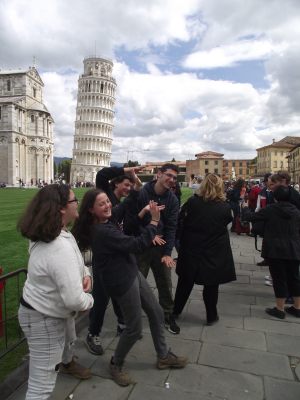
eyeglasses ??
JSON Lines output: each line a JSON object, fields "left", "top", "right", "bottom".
{"left": 68, "top": 198, "right": 79, "bottom": 204}
{"left": 163, "top": 173, "right": 177, "bottom": 181}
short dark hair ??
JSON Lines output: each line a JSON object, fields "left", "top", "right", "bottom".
{"left": 273, "top": 185, "right": 290, "bottom": 201}
{"left": 110, "top": 175, "right": 133, "bottom": 190}
{"left": 263, "top": 173, "right": 272, "bottom": 182}
{"left": 271, "top": 171, "right": 291, "bottom": 185}
{"left": 72, "top": 188, "right": 104, "bottom": 251}
{"left": 17, "top": 184, "right": 70, "bottom": 242}
{"left": 160, "top": 163, "right": 179, "bottom": 174}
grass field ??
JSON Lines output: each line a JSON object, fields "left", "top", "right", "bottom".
{"left": 0, "top": 185, "right": 193, "bottom": 382}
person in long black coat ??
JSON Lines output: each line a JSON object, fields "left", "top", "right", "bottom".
{"left": 173, "top": 174, "right": 236, "bottom": 325}
{"left": 242, "top": 185, "right": 300, "bottom": 319}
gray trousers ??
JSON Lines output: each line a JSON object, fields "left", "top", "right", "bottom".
{"left": 113, "top": 271, "right": 168, "bottom": 366}
{"left": 18, "top": 305, "right": 75, "bottom": 400}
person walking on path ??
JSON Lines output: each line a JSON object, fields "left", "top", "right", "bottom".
{"left": 173, "top": 174, "right": 236, "bottom": 325}
{"left": 74, "top": 189, "right": 187, "bottom": 387}
{"left": 17, "top": 184, "right": 94, "bottom": 400}
{"left": 243, "top": 185, "right": 300, "bottom": 319}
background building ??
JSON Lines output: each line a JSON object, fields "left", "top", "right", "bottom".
{"left": 0, "top": 67, "right": 54, "bottom": 186}
{"left": 256, "top": 137, "right": 300, "bottom": 176}
{"left": 186, "top": 151, "right": 224, "bottom": 181}
{"left": 222, "top": 159, "right": 251, "bottom": 181}
{"left": 70, "top": 57, "right": 116, "bottom": 184}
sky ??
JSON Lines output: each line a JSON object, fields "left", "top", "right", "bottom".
{"left": 1, "top": 0, "right": 300, "bottom": 164}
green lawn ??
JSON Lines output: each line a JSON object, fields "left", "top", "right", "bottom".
{"left": 0, "top": 185, "right": 193, "bottom": 382}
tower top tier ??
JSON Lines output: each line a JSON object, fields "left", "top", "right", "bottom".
{"left": 82, "top": 57, "right": 114, "bottom": 78}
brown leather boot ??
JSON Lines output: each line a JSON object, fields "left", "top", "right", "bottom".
{"left": 59, "top": 356, "right": 91, "bottom": 379}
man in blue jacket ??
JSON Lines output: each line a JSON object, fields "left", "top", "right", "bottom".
{"left": 124, "top": 163, "right": 180, "bottom": 334}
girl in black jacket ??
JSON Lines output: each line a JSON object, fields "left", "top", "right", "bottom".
{"left": 73, "top": 189, "right": 187, "bottom": 387}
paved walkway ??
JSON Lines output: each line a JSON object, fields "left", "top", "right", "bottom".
{"left": 7, "top": 233, "right": 300, "bottom": 400}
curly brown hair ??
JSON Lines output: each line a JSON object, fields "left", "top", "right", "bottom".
{"left": 17, "top": 184, "right": 70, "bottom": 242}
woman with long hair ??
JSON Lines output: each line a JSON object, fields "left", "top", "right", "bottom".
{"left": 18, "top": 184, "right": 94, "bottom": 400}
{"left": 72, "top": 189, "right": 187, "bottom": 387}
{"left": 173, "top": 174, "right": 236, "bottom": 325}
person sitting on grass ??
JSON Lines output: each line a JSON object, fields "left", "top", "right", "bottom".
{"left": 73, "top": 189, "right": 188, "bottom": 387}
{"left": 242, "top": 185, "right": 300, "bottom": 319}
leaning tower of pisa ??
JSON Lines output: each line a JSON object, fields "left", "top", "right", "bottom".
{"left": 70, "top": 57, "right": 116, "bottom": 184}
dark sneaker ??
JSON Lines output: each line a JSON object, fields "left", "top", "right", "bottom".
{"left": 59, "top": 357, "right": 91, "bottom": 379}
{"left": 110, "top": 361, "right": 135, "bottom": 386}
{"left": 265, "top": 307, "right": 285, "bottom": 319}
{"left": 157, "top": 349, "right": 188, "bottom": 370}
{"left": 165, "top": 315, "right": 180, "bottom": 334}
{"left": 257, "top": 260, "right": 269, "bottom": 266}
{"left": 86, "top": 333, "right": 104, "bottom": 355}
{"left": 206, "top": 315, "right": 219, "bottom": 326}
{"left": 285, "top": 306, "right": 300, "bottom": 318}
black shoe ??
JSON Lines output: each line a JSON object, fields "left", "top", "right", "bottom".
{"left": 285, "top": 297, "right": 294, "bottom": 305}
{"left": 206, "top": 315, "right": 219, "bottom": 326}
{"left": 265, "top": 307, "right": 285, "bottom": 319}
{"left": 285, "top": 306, "right": 300, "bottom": 318}
{"left": 86, "top": 334, "right": 104, "bottom": 355}
{"left": 165, "top": 315, "right": 180, "bottom": 334}
{"left": 257, "top": 260, "right": 269, "bottom": 266}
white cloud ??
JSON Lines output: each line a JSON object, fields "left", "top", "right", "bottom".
{"left": 1, "top": 0, "right": 300, "bottom": 164}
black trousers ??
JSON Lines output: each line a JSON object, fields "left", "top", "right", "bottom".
{"left": 173, "top": 274, "right": 219, "bottom": 322}
{"left": 89, "top": 269, "right": 124, "bottom": 335}
{"left": 268, "top": 259, "right": 300, "bottom": 298}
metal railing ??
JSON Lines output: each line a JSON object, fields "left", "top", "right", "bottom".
{"left": 0, "top": 268, "right": 27, "bottom": 359}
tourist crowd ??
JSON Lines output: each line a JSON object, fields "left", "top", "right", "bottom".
{"left": 17, "top": 166, "right": 300, "bottom": 399}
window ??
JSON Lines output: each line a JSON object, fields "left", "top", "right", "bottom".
{"left": 31, "top": 115, "right": 35, "bottom": 123}
{"left": 7, "top": 80, "right": 11, "bottom": 91}
{"left": 273, "top": 161, "right": 277, "bottom": 168}
{"left": 205, "top": 160, "right": 208, "bottom": 165}
{"left": 214, "top": 168, "right": 218, "bottom": 174}
{"left": 205, "top": 168, "right": 208, "bottom": 174}
{"left": 275, "top": 151, "right": 277, "bottom": 156}
{"left": 232, "top": 161, "right": 235, "bottom": 167}
{"left": 33, "top": 87, "right": 37, "bottom": 98}
{"left": 281, "top": 151, "right": 283, "bottom": 156}
{"left": 0, "top": 106, "right": 1, "bottom": 120}
{"left": 239, "top": 162, "right": 242, "bottom": 167}
{"left": 239, "top": 169, "right": 243, "bottom": 175}
{"left": 215, "top": 160, "right": 218, "bottom": 165}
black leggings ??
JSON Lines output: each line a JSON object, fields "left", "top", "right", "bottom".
{"left": 268, "top": 259, "right": 300, "bottom": 298}
{"left": 89, "top": 270, "right": 124, "bottom": 335}
{"left": 173, "top": 274, "right": 219, "bottom": 321}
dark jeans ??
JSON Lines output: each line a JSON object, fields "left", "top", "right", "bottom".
{"left": 173, "top": 274, "right": 219, "bottom": 321}
{"left": 136, "top": 246, "right": 174, "bottom": 317}
{"left": 89, "top": 269, "right": 124, "bottom": 335}
{"left": 268, "top": 259, "right": 300, "bottom": 298}
{"left": 112, "top": 272, "right": 168, "bottom": 366}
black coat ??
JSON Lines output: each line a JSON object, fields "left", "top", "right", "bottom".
{"left": 243, "top": 202, "right": 300, "bottom": 260}
{"left": 176, "top": 195, "right": 236, "bottom": 285}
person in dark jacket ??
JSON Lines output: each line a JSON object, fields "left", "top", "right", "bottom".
{"left": 123, "top": 163, "right": 180, "bottom": 334}
{"left": 173, "top": 174, "right": 236, "bottom": 325}
{"left": 74, "top": 189, "right": 187, "bottom": 387}
{"left": 243, "top": 185, "right": 300, "bottom": 319}
{"left": 268, "top": 171, "right": 300, "bottom": 210}
{"left": 77, "top": 166, "right": 142, "bottom": 355}
{"left": 227, "top": 178, "right": 245, "bottom": 233}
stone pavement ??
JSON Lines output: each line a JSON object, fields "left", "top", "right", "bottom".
{"left": 6, "top": 233, "right": 300, "bottom": 400}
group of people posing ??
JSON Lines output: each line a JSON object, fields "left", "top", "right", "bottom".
{"left": 17, "top": 164, "right": 300, "bottom": 399}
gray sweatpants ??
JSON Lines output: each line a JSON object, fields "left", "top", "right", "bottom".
{"left": 113, "top": 271, "right": 168, "bottom": 366}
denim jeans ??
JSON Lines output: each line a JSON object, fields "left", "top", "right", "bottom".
{"left": 112, "top": 271, "right": 168, "bottom": 366}
{"left": 18, "top": 305, "right": 75, "bottom": 400}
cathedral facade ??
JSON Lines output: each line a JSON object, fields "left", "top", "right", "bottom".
{"left": 0, "top": 67, "right": 54, "bottom": 186}
{"left": 70, "top": 57, "right": 116, "bottom": 184}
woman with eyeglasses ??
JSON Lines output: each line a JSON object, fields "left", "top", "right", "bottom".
{"left": 173, "top": 174, "right": 236, "bottom": 325}
{"left": 17, "top": 184, "right": 94, "bottom": 400}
